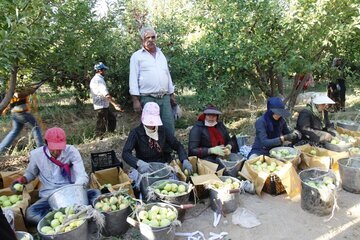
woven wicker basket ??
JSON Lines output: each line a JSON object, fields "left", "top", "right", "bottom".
{"left": 263, "top": 174, "right": 286, "bottom": 196}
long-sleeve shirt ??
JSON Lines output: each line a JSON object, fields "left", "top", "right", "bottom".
{"left": 188, "top": 120, "right": 231, "bottom": 162}
{"left": 249, "top": 115, "right": 290, "bottom": 156}
{"left": 23, "top": 145, "right": 89, "bottom": 198}
{"left": 122, "top": 124, "right": 187, "bottom": 169}
{"left": 296, "top": 108, "right": 333, "bottom": 143}
{"left": 129, "top": 47, "right": 175, "bottom": 96}
{"left": 90, "top": 73, "right": 110, "bottom": 110}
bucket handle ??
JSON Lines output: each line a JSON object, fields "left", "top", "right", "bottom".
{"left": 228, "top": 189, "right": 240, "bottom": 194}
{"left": 126, "top": 216, "right": 139, "bottom": 228}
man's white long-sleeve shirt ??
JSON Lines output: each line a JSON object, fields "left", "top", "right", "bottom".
{"left": 90, "top": 73, "right": 110, "bottom": 110}
{"left": 23, "top": 145, "right": 89, "bottom": 198}
{"left": 129, "top": 47, "right": 175, "bottom": 96}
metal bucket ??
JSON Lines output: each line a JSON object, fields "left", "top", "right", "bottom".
{"left": 149, "top": 179, "right": 191, "bottom": 205}
{"left": 140, "top": 162, "right": 172, "bottom": 199}
{"left": 47, "top": 184, "right": 88, "bottom": 209}
{"left": 93, "top": 194, "right": 132, "bottom": 236}
{"left": 15, "top": 231, "right": 34, "bottom": 240}
{"left": 130, "top": 202, "right": 178, "bottom": 240}
{"left": 37, "top": 214, "right": 88, "bottom": 240}
{"left": 270, "top": 146, "right": 301, "bottom": 167}
{"left": 338, "top": 157, "right": 360, "bottom": 193}
{"left": 324, "top": 141, "right": 353, "bottom": 152}
{"left": 299, "top": 169, "right": 336, "bottom": 216}
{"left": 220, "top": 156, "right": 246, "bottom": 177}
{"left": 337, "top": 120, "right": 360, "bottom": 131}
{"left": 209, "top": 176, "right": 241, "bottom": 214}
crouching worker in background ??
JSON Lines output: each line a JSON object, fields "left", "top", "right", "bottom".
{"left": 188, "top": 104, "right": 241, "bottom": 173}
{"left": 122, "top": 102, "right": 193, "bottom": 184}
{"left": 248, "top": 97, "right": 301, "bottom": 159}
{"left": 10, "top": 127, "right": 100, "bottom": 226}
{"left": 296, "top": 95, "right": 336, "bottom": 147}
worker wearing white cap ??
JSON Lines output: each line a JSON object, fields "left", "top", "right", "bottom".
{"left": 296, "top": 95, "right": 336, "bottom": 144}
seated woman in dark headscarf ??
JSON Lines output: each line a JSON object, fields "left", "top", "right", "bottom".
{"left": 188, "top": 104, "right": 241, "bottom": 171}
{"left": 296, "top": 95, "right": 336, "bottom": 147}
{"left": 248, "top": 97, "right": 301, "bottom": 159}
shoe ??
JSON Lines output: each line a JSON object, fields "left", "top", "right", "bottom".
{"left": 240, "top": 180, "right": 255, "bottom": 194}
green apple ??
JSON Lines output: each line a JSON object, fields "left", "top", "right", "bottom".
{"left": 54, "top": 211, "right": 64, "bottom": 219}
{"left": 164, "top": 184, "right": 172, "bottom": 192}
{"left": 13, "top": 183, "right": 24, "bottom": 192}
{"left": 160, "top": 218, "right": 171, "bottom": 227}
{"left": 50, "top": 219, "right": 61, "bottom": 228}
{"left": 41, "top": 226, "right": 53, "bottom": 234}
{"left": 177, "top": 185, "right": 186, "bottom": 193}
{"left": 9, "top": 195, "right": 19, "bottom": 204}
{"left": 138, "top": 210, "right": 148, "bottom": 220}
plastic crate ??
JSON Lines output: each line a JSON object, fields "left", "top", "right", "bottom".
{"left": 90, "top": 150, "right": 123, "bottom": 172}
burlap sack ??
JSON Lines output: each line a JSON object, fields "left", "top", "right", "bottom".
{"left": 0, "top": 187, "right": 31, "bottom": 231}
{"left": 90, "top": 167, "right": 134, "bottom": 197}
{"left": 295, "top": 144, "right": 349, "bottom": 171}
{"left": 240, "top": 155, "right": 301, "bottom": 197}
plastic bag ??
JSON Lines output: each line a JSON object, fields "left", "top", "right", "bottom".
{"left": 232, "top": 207, "right": 261, "bottom": 228}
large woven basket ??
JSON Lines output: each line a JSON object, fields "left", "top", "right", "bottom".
{"left": 263, "top": 174, "right": 286, "bottom": 196}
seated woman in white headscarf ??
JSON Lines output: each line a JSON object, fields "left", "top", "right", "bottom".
{"left": 296, "top": 95, "right": 336, "bottom": 146}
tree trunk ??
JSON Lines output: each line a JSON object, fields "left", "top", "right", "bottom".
{"left": 284, "top": 73, "right": 312, "bottom": 112}
{"left": 0, "top": 64, "right": 18, "bottom": 113}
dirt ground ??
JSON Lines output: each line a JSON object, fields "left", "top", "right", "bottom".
{"left": 1, "top": 96, "right": 360, "bottom": 240}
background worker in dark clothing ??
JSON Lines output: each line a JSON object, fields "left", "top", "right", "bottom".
{"left": 332, "top": 58, "right": 346, "bottom": 111}
{"left": 0, "top": 208, "right": 17, "bottom": 240}
{"left": 122, "top": 102, "right": 192, "bottom": 175}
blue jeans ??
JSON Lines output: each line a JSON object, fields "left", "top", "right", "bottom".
{"left": 25, "top": 189, "right": 101, "bottom": 226}
{"left": 0, "top": 111, "right": 44, "bottom": 153}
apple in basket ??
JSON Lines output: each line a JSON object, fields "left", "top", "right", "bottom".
{"left": 0, "top": 194, "right": 23, "bottom": 208}
{"left": 251, "top": 161, "right": 281, "bottom": 174}
{"left": 210, "top": 178, "right": 240, "bottom": 190}
{"left": 154, "top": 182, "right": 187, "bottom": 196}
{"left": 94, "top": 194, "right": 130, "bottom": 212}
{"left": 40, "top": 207, "right": 85, "bottom": 235}
{"left": 305, "top": 176, "right": 335, "bottom": 191}
{"left": 138, "top": 205, "right": 176, "bottom": 228}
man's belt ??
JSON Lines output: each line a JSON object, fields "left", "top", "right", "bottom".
{"left": 141, "top": 92, "right": 169, "bottom": 99}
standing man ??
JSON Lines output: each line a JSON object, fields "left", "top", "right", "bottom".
{"left": 129, "top": 27, "right": 176, "bottom": 136}
{"left": 90, "top": 62, "right": 123, "bottom": 137}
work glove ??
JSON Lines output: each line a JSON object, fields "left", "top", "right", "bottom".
{"left": 283, "top": 130, "right": 302, "bottom": 142}
{"left": 10, "top": 176, "right": 27, "bottom": 193}
{"left": 208, "top": 146, "right": 226, "bottom": 156}
{"left": 137, "top": 160, "right": 153, "bottom": 174}
{"left": 182, "top": 159, "right": 193, "bottom": 176}
{"left": 327, "top": 128, "right": 338, "bottom": 137}
{"left": 224, "top": 144, "right": 232, "bottom": 156}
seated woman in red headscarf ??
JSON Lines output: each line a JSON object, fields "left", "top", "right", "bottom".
{"left": 188, "top": 104, "right": 240, "bottom": 172}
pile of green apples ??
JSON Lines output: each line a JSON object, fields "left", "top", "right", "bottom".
{"left": 138, "top": 205, "right": 177, "bottom": 228}
{"left": 339, "top": 134, "right": 356, "bottom": 144}
{"left": 154, "top": 182, "right": 187, "bottom": 196}
{"left": 0, "top": 194, "right": 23, "bottom": 208}
{"left": 349, "top": 147, "right": 360, "bottom": 155}
{"left": 94, "top": 194, "right": 130, "bottom": 212}
{"left": 251, "top": 161, "right": 281, "bottom": 174}
{"left": 330, "top": 136, "right": 353, "bottom": 145}
{"left": 210, "top": 177, "right": 240, "bottom": 190}
{"left": 270, "top": 148, "right": 297, "bottom": 159}
{"left": 305, "top": 176, "right": 336, "bottom": 190}
{"left": 40, "top": 207, "right": 85, "bottom": 235}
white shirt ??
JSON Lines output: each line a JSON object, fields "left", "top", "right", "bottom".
{"left": 23, "top": 145, "right": 89, "bottom": 198}
{"left": 129, "top": 47, "right": 175, "bottom": 96}
{"left": 90, "top": 73, "right": 109, "bottom": 110}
